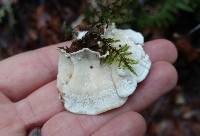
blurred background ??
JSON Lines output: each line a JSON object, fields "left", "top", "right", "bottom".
{"left": 0, "top": 0, "right": 199, "bottom": 135}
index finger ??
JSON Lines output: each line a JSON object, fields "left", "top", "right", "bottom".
{"left": 0, "top": 42, "right": 68, "bottom": 101}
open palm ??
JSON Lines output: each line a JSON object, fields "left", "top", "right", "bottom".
{"left": 0, "top": 39, "right": 177, "bottom": 136}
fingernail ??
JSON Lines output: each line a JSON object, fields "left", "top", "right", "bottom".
{"left": 28, "top": 128, "right": 41, "bottom": 136}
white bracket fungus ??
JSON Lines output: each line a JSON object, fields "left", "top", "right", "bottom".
{"left": 57, "top": 27, "right": 151, "bottom": 115}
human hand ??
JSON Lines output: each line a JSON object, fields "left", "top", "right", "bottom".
{"left": 0, "top": 39, "right": 177, "bottom": 136}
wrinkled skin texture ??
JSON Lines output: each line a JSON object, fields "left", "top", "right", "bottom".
{"left": 0, "top": 39, "right": 178, "bottom": 136}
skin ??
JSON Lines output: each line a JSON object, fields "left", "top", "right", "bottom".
{"left": 0, "top": 39, "right": 178, "bottom": 136}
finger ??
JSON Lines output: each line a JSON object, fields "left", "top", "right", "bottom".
{"left": 42, "top": 111, "right": 146, "bottom": 136}
{"left": 92, "top": 112, "right": 146, "bottom": 136}
{"left": 16, "top": 61, "right": 177, "bottom": 130}
{"left": 15, "top": 81, "right": 64, "bottom": 129}
{"left": 0, "top": 42, "right": 68, "bottom": 101}
{"left": 0, "top": 92, "right": 11, "bottom": 104}
{"left": 124, "top": 61, "right": 178, "bottom": 111}
{"left": 0, "top": 39, "right": 177, "bottom": 101}
{"left": 144, "top": 39, "right": 177, "bottom": 63}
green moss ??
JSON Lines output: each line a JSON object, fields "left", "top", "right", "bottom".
{"left": 101, "top": 38, "right": 138, "bottom": 74}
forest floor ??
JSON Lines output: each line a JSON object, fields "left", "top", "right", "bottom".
{"left": 0, "top": 1, "right": 200, "bottom": 136}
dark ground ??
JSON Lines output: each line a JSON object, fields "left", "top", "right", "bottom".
{"left": 0, "top": 1, "right": 200, "bottom": 136}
